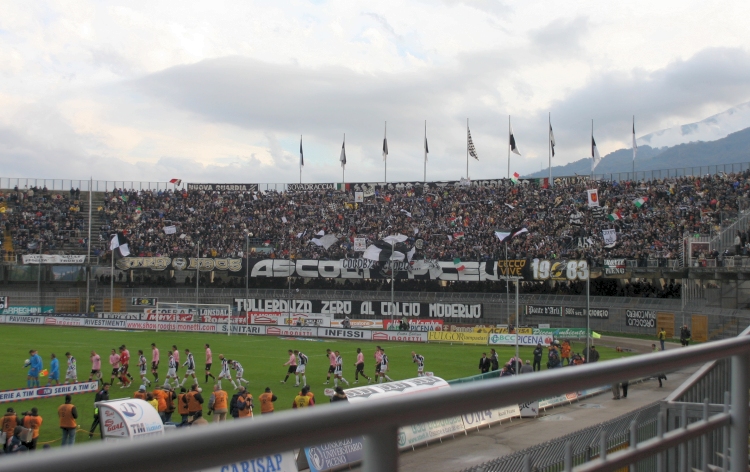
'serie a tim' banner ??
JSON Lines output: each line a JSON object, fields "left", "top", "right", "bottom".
{"left": 0, "top": 382, "right": 98, "bottom": 404}
{"left": 197, "top": 452, "right": 299, "bottom": 472}
{"left": 488, "top": 334, "right": 549, "bottom": 346}
{"left": 427, "top": 331, "right": 488, "bottom": 345}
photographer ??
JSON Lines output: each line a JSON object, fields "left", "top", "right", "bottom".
{"left": 89, "top": 383, "right": 110, "bottom": 439}
{"left": 20, "top": 407, "right": 42, "bottom": 450}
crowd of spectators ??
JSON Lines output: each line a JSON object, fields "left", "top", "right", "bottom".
{"left": 0, "top": 186, "right": 86, "bottom": 260}
{"left": 93, "top": 171, "right": 750, "bottom": 264}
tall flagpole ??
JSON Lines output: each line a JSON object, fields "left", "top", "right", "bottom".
{"left": 300, "top": 135, "right": 302, "bottom": 184}
{"left": 384, "top": 121, "right": 387, "bottom": 183}
{"left": 591, "top": 119, "right": 594, "bottom": 180}
{"left": 507, "top": 115, "right": 510, "bottom": 179}
{"left": 466, "top": 118, "right": 469, "bottom": 179}
{"left": 549, "top": 113, "right": 552, "bottom": 188}
{"left": 424, "top": 120, "right": 427, "bottom": 182}
{"left": 632, "top": 116, "right": 635, "bottom": 178}
{"left": 86, "top": 177, "right": 92, "bottom": 313}
{"left": 342, "top": 133, "right": 346, "bottom": 184}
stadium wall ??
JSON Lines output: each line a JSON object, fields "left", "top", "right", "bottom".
{"left": 1, "top": 286, "right": 747, "bottom": 340}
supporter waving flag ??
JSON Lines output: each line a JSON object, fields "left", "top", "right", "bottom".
{"left": 309, "top": 231, "right": 339, "bottom": 249}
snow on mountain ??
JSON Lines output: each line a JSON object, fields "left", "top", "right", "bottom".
{"left": 637, "top": 101, "right": 750, "bottom": 149}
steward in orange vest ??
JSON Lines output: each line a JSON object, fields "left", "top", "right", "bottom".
{"left": 58, "top": 395, "right": 78, "bottom": 446}
{"left": 259, "top": 387, "right": 277, "bottom": 414}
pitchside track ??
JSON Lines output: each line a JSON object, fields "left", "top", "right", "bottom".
{"left": 0, "top": 325, "right": 629, "bottom": 447}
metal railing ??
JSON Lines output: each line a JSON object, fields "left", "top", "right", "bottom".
{"left": 592, "top": 161, "right": 750, "bottom": 182}
{"left": 1, "top": 336, "right": 748, "bottom": 472}
{"left": 463, "top": 403, "right": 662, "bottom": 472}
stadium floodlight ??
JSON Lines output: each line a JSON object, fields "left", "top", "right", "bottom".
{"left": 153, "top": 302, "right": 233, "bottom": 336}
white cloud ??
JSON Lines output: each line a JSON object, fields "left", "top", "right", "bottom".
{"left": 1, "top": 0, "right": 750, "bottom": 183}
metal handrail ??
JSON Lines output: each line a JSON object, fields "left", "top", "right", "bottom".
{"left": 1, "top": 336, "right": 749, "bottom": 472}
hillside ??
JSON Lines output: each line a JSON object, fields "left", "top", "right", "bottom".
{"left": 525, "top": 127, "right": 750, "bottom": 178}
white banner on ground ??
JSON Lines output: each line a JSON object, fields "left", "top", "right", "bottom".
{"left": 265, "top": 326, "right": 318, "bottom": 337}
{"left": 398, "top": 416, "right": 466, "bottom": 449}
{"left": 330, "top": 319, "right": 383, "bottom": 329}
{"left": 519, "top": 401, "right": 539, "bottom": 418}
{"left": 462, "top": 405, "right": 521, "bottom": 429}
{"left": 21, "top": 254, "right": 86, "bottom": 264}
{"left": 539, "top": 392, "right": 578, "bottom": 409}
{"left": 0, "top": 381, "right": 98, "bottom": 404}
{"left": 195, "top": 452, "right": 298, "bottom": 472}
{"left": 370, "top": 331, "right": 428, "bottom": 343}
{"left": 488, "top": 333, "right": 548, "bottom": 346}
{"left": 317, "top": 328, "right": 371, "bottom": 340}
{"left": 215, "top": 324, "right": 266, "bottom": 335}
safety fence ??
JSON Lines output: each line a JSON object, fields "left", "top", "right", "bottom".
{"left": 462, "top": 403, "right": 661, "bottom": 472}
{"left": 0, "top": 336, "right": 747, "bottom": 472}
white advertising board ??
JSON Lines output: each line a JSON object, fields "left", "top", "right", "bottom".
{"left": 461, "top": 405, "right": 520, "bottom": 429}
{"left": 370, "top": 331, "right": 428, "bottom": 343}
{"left": 194, "top": 451, "right": 298, "bottom": 472}
{"left": 97, "top": 399, "right": 164, "bottom": 440}
{"left": 488, "top": 333, "right": 548, "bottom": 346}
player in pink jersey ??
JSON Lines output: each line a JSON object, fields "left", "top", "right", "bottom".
{"left": 151, "top": 343, "right": 160, "bottom": 384}
{"left": 324, "top": 349, "right": 336, "bottom": 385}
{"left": 353, "top": 348, "right": 371, "bottom": 384}
{"left": 88, "top": 351, "right": 102, "bottom": 383}
{"left": 205, "top": 344, "right": 216, "bottom": 383}
{"left": 108, "top": 349, "right": 122, "bottom": 386}
{"left": 374, "top": 346, "right": 383, "bottom": 378}
{"left": 281, "top": 350, "right": 297, "bottom": 384}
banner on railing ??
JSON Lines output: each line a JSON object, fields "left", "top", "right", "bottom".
{"left": 198, "top": 451, "right": 298, "bottom": 472}
{"left": 236, "top": 299, "right": 482, "bottom": 319}
{"left": 525, "top": 305, "right": 563, "bottom": 317}
{"left": 0, "top": 297, "right": 7, "bottom": 310}
{"left": 304, "top": 438, "right": 363, "bottom": 472}
{"left": 0, "top": 306, "right": 54, "bottom": 315}
{"left": 489, "top": 334, "right": 549, "bottom": 346}
{"left": 186, "top": 183, "right": 259, "bottom": 192}
{"left": 21, "top": 254, "right": 86, "bottom": 264}
{"left": 625, "top": 310, "right": 656, "bottom": 328}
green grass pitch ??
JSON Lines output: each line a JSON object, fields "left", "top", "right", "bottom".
{"left": 0, "top": 325, "right": 628, "bottom": 447}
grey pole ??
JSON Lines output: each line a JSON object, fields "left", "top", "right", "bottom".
{"left": 730, "top": 353, "right": 749, "bottom": 472}
{"left": 37, "top": 240, "right": 42, "bottom": 313}
{"left": 391, "top": 243, "right": 396, "bottom": 322}
{"left": 195, "top": 240, "right": 199, "bottom": 306}
{"left": 245, "top": 233, "right": 249, "bottom": 326}
{"left": 515, "top": 278, "right": 520, "bottom": 375}
{"left": 363, "top": 427, "right": 398, "bottom": 472}
{"left": 85, "top": 177, "right": 92, "bottom": 313}
{"left": 586, "top": 275, "right": 591, "bottom": 362}
{"left": 287, "top": 235, "right": 291, "bottom": 324}
{"left": 505, "top": 243, "right": 510, "bottom": 325}
{"left": 110, "top": 239, "right": 114, "bottom": 314}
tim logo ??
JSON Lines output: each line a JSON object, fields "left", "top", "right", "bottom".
{"left": 119, "top": 402, "right": 143, "bottom": 421}
{"left": 130, "top": 423, "right": 146, "bottom": 434}
{"left": 35, "top": 388, "right": 52, "bottom": 396}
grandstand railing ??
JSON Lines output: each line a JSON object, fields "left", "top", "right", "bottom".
{"left": 592, "top": 161, "right": 750, "bottom": 182}
{"left": 3, "top": 160, "right": 750, "bottom": 194}
{"left": 1, "top": 336, "right": 748, "bottom": 472}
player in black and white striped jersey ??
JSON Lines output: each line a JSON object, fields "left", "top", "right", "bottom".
{"left": 163, "top": 351, "right": 179, "bottom": 388}
{"left": 230, "top": 359, "right": 249, "bottom": 388}
{"left": 216, "top": 354, "right": 237, "bottom": 390}
{"left": 412, "top": 351, "right": 425, "bottom": 376}
{"left": 294, "top": 350, "right": 308, "bottom": 387}
{"left": 333, "top": 350, "right": 349, "bottom": 388}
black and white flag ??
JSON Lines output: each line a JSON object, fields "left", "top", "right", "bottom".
{"left": 300, "top": 136, "right": 304, "bottom": 167}
{"left": 363, "top": 234, "right": 409, "bottom": 262}
{"left": 494, "top": 227, "right": 528, "bottom": 242}
{"left": 309, "top": 230, "right": 339, "bottom": 249}
{"left": 424, "top": 134, "right": 429, "bottom": 162}
{"left": 340, "top": 140, "right": 347, "bottom": 168}
{"left": 549, "top": 124, "right": 556, "bottom": 157}
{"left": 632, "top": 118, "right": 637, "bottom": 162}
{"left": 110, "top": 232, "right": 130, "bottom": 257}
{"left": 591, "top": 135, "right": 602, "bottom": 171}
{"left": 468, "top": 127, "right": 479, "bottom": 160}
{"left": 383, "top": 134, "right": 388, "bottom": 162}
{"left": 509, "top": 123, "right": 521, "bottom": 156}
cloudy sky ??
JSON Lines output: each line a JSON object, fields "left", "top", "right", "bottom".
{"left": 2, "top": 0, "right": 750, "bottom": 185}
